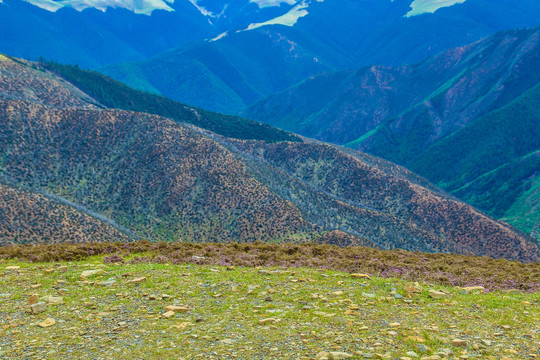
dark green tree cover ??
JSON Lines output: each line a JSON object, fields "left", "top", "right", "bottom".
{"left": 39, "top": 60, "right": 299, "bottom": 143}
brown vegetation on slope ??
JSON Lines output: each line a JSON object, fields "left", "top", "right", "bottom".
{"left": 0, "top": 55, "right": 538, "bottom": 262}
{"left": 232, "top": 140, "right": 540, "bottom": 261}
{"left": 0, "top": 182, "right": 129, "bottom": 245}
{"left": 0, "top": 99, "right": 310, "bottom": 243}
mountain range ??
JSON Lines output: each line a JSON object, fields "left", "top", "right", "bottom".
{"left": 2, "top": 0, "right": 540, "bottom": 114}
{"left": 245, "top": 26, "right": 540, "bottom": 240}
{"left": 102, "top": 0, "right": 540, "bottom": 113}
{"left": 1, "top": 54, "right": 537, "bottom": 262}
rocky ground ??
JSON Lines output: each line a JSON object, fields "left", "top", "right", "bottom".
{"left": 0, "top": 253, "right": 538, "bottom": 359}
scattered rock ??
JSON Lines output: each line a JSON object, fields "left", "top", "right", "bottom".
{"left": 164, "top": 305, "right": 190, "bottom": 313}
{"left": 350, "top": 274, "right": 371, "bottom": 279}
{"left": 258, "top": 318, "right": 279, "bottom": 325}
{"left": 219, "top": 338, "right": 235, "bottom": 345}
{"left": 428, "top": 290, "right": 447, "bottom": 299}
{"left": 42, "top": 295, "right": 64, "bottom": 305}
{"left": 5, "top": 266, "right": 20, "bottom": 270}
{"left": 315, "top": 352, "right": 330, "bottom": 360}
{"left": 161, "top": 311, "right": 175, "bottom": 319}
{"left": 452, "top": 339, "right": 467, "bottom": 347}
{"left": 38, "top": 318, "right": 56, "bottom": 328}
{"left": 99, "top": 279, "right": 117, "bottom": 286}
{"left": 329, "top": 352, "right": 353, "bottom": 359}
{"left": 28, "top": 294, "right": 39, "bottom": 305}
{"left": 80, "top": 269, "right": 104, "bottom": 278}
{"left": 31, "top": 302, "right": 48, "bottom": 314}
{"left": 57, "top": 266, "right": 68, "bottom": 273}
{"left": 126, "top": 277, "right": 146, "bottom": 284}
{"left": 405, "top": 285, "right": 421, "bottom": 293}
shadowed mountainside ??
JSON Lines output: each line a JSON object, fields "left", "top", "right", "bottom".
{"left": 245, "top": 27, "right": 540, "bottom": 240}
{"left": 0, "top": 55, "right": 538, "bottom": 262}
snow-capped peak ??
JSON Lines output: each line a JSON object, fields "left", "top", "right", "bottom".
{"left": 22, "top": 0, "right": 175, "bottom": 15}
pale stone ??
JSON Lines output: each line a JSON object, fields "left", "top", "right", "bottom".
{"left": 350, "top": 273, "right": 371, "bottom": 279}
{"left": 428, "top": 290, "right": 447, "bottom": 299}
{"left": 161, "top": 311, "right": 175, "bottom": 319}
{"left": 80, "top": 269, "right": 104, "bottom": 278}
{"left": 164, "top": 305, "right": 189, "bottom": 313}
{"left": 452, "top": 338, "right": 467, "bottom": 347}
{"left": 42, "top": 296, "right": 64, "bottom": 305}
{"left": 258, "top": 318, "right": 279, "bottom": 325}
{"left": 329, "top": 352, "right": 353, "bottom": 359}
{"left": 38, "top": 318, "right": 55, "bottom": 328}
{"left": 31, "top": 302, "right": 47, "bottom": 314}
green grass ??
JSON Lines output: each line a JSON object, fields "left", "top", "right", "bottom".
{"left": 0, "top": 255, "right": 538, "bottom": 359}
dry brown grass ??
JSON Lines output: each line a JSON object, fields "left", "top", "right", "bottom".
{"left": 1, "top": 240, "right": 538, "bottom": 292}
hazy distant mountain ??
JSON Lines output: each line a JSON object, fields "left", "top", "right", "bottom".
{"left": 1, "top": 54, "right": 537, "bottom": 261}
{"left": 0, "top": 0, "right": 316, "bottom": 68}
{"left": 244, "top": 27, "right": 540, "bottom": 240}
{"left": 102, "top": 0, "right": 540, "bottom": 113}
{"left": 2, "top": 0, "right": 539, "bottom": 112}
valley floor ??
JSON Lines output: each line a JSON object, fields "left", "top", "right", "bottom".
{"left": 0, "top": 244, "right": 538, "bottom": 359}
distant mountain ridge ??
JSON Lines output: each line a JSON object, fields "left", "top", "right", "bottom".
{"left": 1, "top": 54, "right": 537, "bottom": 261}
{"left": 103, "top": 0, "right": 540, "bottom": 113}
{"left": 2, "top": 0, "right": 540, "bottom": 113}
{"left": 244, "top": 26, "right": 540, "bottom": 240}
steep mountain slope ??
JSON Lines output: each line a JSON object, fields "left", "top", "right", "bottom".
{"left": 0, "top": 55, "right": 538, "bottom": 261}
{"left": 245, "top": 27, "right": 540, "bottom": 239}
{"left": 39, "top": 60, "right": 299, "bottom": 142}
{"left": 103, "top": 0, "right": 540, "bottom": 113}
{"left": 0, "top": 180, "right": 132, "bottom": 246}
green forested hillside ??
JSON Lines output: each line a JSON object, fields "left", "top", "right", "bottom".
{"left": 39, "top": 60, "right": 299, "bottom": 143}
{"left": 410, "top": 84, "right": 540, "bottom": 239}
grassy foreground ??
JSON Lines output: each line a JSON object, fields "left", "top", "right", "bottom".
{"left": 0, "top": 245, "right": 538, "bottom": 359}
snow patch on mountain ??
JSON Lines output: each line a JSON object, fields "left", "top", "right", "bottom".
{"left": 406, "top": 0, "right": 467, "bottom": 17}
{"left": 210, "top": 31, "right": 228, "bottom": 42}
{"left": 245, "top": 0, "right": 319, "bottom": 30}
{"left": 22, "top": 0, "right": 175, "bottom": 14}
{"left": 188, "top": 0, "right": 217, "bottom": 17}
{"left": 249, "top": 0, "right": 297, "bottom": 8}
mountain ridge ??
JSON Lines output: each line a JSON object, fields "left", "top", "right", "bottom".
{"left": 1, "top": 54, "right": 537, "bottom": 261}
